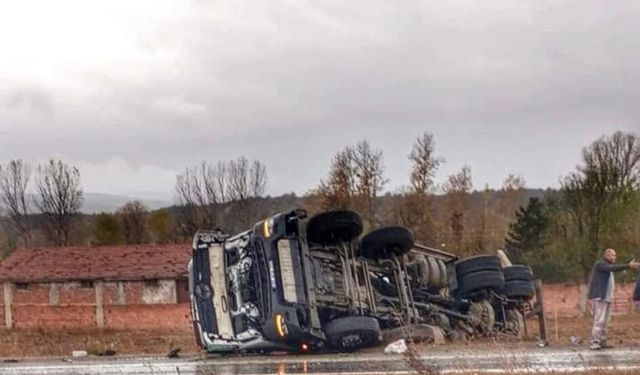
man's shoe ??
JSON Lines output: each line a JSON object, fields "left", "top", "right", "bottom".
{"left": 589, "top": 342, "right": 602, "bottom": 350}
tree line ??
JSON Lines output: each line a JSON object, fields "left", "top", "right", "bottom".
{"left": 0, "top": 131, "right": 638, "bottom": 285}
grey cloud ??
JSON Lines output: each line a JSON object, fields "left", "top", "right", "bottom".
{"left": 1, "top": 0, "right": 639, "bottom": 198}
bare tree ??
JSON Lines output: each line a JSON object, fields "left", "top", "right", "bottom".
{"left": 35, "top": 160, "right": 83, "bottom": 246}
{"left": 227, "top": 157, "right": 268, "bottom": 229}
{"left": 0, "top": 160, "right": 32, "bottom": 246}
{"left": 175, "top": 157, "right": 268, "bottom": 234}
{"left": 443, "top": 166, "right": 473, "bottom": 252}
{"left": 117, "top": 201, "right": 149, "bottom": 244}
{"left": 396, "top": 132, "right": 445, "bottom": 244}
{"left": 409, "top": 132, "right": 444, "bottom": 195}
{"left": 352, "top": 140, "right": 387, "bottom": 228}
{"left": 175, "top": 161, "right": 228, "bottom": 238}
{"left": 500, "top": 174, "right": 528, "bottom": 225}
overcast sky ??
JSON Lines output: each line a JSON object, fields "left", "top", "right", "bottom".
{"left": 1, "top": 0, "right": 638, "bottom": 201}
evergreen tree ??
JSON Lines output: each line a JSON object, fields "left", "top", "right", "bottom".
{"left": 505, "top": 197, "right": 549, "bottom": 256}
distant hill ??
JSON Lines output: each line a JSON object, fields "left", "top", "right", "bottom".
{"left": 25, "top": 193, "right": 173, "bottom": 214}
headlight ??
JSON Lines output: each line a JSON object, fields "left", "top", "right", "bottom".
{"left": 274, "top": 313, "right": 289, "bottom": 337}
{"left": 262, "top": 218, "right": 275, "bottom": 238}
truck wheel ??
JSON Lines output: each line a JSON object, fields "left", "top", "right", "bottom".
{"left": 503, "top": 265, "right": 533, "bottom": 282}
{"left": 505, "top": 309, "right": 525, "bottom": 339}
{"left": 457, "top": 270, "right": 505, "bottom": 296}
{"left": 360, "top": 226, "right": 414, "bottom": 260}
{"left": 503, "top": 280, "right": 535, "bottom": 300}
{"left": 324, "top": 316, "right": 382, "bottom": 351}
{"left": 455, "top": 255, "right": 502, "bottom": 278}
{"left": 306, "top": 210, "right": 363, "bottom": 246}
{"left": 468, "top": 300, "right": 495, "bottom": 333}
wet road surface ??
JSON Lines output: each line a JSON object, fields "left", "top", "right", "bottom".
{"left": 1, "top": 347, "right": 640, "bottom": 374}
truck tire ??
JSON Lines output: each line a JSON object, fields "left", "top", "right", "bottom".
{"left": 306, "top": 210, "right": 363, "bottom": 246}
{"left": 455, "top": 255, "right": 502, "bottom": 278}
{"left": 502, "top": 280, "right": 535, "bottom": 300}
{"left": 359, "top": 226, "right": 414, "bottom": 260}
{"left": 503, "top": 265, "right": 533, "bottom": 282}
{"left": 324, "top": 316, "right": 382, "bottom": 351}
{"left": 457, "top": 270, "right": 505, "bottom": 296}
{"left": 504, "top": 309, "right": 525, "bottom": 339}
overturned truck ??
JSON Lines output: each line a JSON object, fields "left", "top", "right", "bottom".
{"left": 189, "top": 209, "right": 547, "bottom": 353}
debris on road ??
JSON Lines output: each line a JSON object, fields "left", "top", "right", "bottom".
{"left": 71, "top": 350, "right": 88, "bottom": 357}
{"left": 384, "top": 339, "right": 407, "bottom": 354}
{"left": 167, "top": 348, "right": 181, "bottom": 358}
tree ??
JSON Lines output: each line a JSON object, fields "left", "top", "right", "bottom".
{"left": 175, "top": 161, "right": 226, "bottom": 234}
{"left": 316, "top": 148, "right": 356, "bottom": 210}
{"left": 409, "top": 132, "right": 443, "bottom": 195}
{"left": 352, "top": 140, "right": 387, "bottom": 228}
{"left": 93, "top": 213, "right": 123, "bottom": 246}
{"left": 501, "top": 174, "right": 527, "bottom": 220}
{"left": 117, "top": 201, "right": 149, "bottom": 244}
{"left": 560, "top": 131, "right": 640, "bottom": 280}
{"left": 148, "top": 209, "right": 175, "bottom": 244}
{"left": 443, "top": 166, "right": 473, "bottom": 252}
{"left": 316, "top": 140, "right": 387, "bottom": 229}
{"left": 227, "top": 157, "right": 268, "bottom": 230}
{"left": 175, "top": 157, "right": 268, "bottom": 235}
{"left": 35, "top": 159, "right": 83, "bottom": 246}
{"left": 0, "top": 160, "right": 32, "bottom": 246}
{"left": 392, "top": 132, "right": 444, "bottom": 244}
{"left": 505, "top": 197, "right": 549, "bottom": 257}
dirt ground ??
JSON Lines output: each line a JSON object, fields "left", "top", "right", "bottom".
{"left": 1, "top": 314, "right": 640, "bottom": 358}
{"left": 0, "top": 328, "right": 199, "bottom": 358}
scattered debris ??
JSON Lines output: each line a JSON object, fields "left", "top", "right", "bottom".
{"left": 537, "top": 340, "right": 549, "bottom": 348}
{"left": 384, "top": 339, "right": 407, "bottom": 354}
{"left": 382, "top": 324, "right": 446, "bottom": 345}
{"left": 569, "top": 336, "right": 583, "bottom": 345}
{"left": 72, "top": 350, "right": 88, "bottom": 357}
{"left": 98, "top": 349, "right": 117, "bottom": 356}
{"left": 167, "top": 348, "right": 182, "bottom": 358}
{"left": 61, "top": 358, "right": 73, "bottom": 363}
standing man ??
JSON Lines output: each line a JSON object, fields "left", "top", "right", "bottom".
{"left": 587, "top": 248, "right": 640, "bottom": 350}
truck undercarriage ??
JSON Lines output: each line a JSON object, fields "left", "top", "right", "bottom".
{"left": 189, "top": 209, "right": 547, "bottom": 353}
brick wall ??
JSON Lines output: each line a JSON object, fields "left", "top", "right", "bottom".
{"left": 105, "top": 304, "right": 190, "bottom": 330}
{"left": 541, "top": 282, "right": 637, "bottom": 316}
{"left": 124, "top": 281, "right": 144, "bottom": 304}
{"left": 58, "top": 282, "right": 95, "bottom": 305}
{"left": 3, "top": 280, "right": 188, "bottom": 330}
{"left": 102, "top": 282, "right": 122, "bottom": 305}
{"left": 13, "top": 305, "right": 95, "bottom": 329}
{"left": 12, "top": 283, "right": 49, "bottom": 305}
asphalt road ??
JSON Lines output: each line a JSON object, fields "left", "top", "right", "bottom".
{"left": 1, "top": 347, "right": 640, "bottom": 374}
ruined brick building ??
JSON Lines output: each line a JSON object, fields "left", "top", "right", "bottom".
{"left": 0, "top": 245, "right": 192, "bottom": 330}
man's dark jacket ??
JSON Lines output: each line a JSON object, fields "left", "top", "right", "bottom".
{"left": 587, "top": 259, "right": 628, "bottom": 300}
{"left": 634, "top": 273, "right": 640, "bottom": 302}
